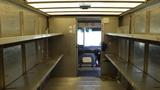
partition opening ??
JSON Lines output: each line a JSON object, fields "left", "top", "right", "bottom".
{"left": 76, "top": 17, "right": 101, "bottom": 77}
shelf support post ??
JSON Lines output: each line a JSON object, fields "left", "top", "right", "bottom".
{"left": 21, "top": 43, "right": 27, "bottom": 73}
{"left": 146, "top": 11, "right": 150, "bottom": 33}
{"left": 19, "top": 11, "right": 24, "bottom": 36}
{"left": 0, "top": 16, "right": 2, "bottom": 37}
{"left": 128, "top": 40, "right": 134, "bottom": 64}
{"left": 0, "top": 46, "right": 5, "bottom": 89}
{"left": 144, "top": 42, "right": 149, "bottom": 73}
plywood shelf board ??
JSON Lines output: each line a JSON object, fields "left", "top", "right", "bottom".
{"left": 0, "top": 33, "right": 63, "bottom": 46}
{"left": 6, "top": 54, "right": 63, "bottom": 90}
{"left": 105, "top": 54, "right": 160, "bottom": 90}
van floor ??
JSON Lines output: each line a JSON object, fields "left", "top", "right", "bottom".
{"left": 78, "top": 67, "right": 100, "bottom": 77}
{"left": 43, "top": 77, "right": 125, "bottom": 90}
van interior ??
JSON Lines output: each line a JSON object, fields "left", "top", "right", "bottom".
{"left": 0, "top": 0, "right": 160, "bottom": 90}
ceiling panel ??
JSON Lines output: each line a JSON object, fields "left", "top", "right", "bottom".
{"left": 26, "top": 0, "right": 145, "bottom": 15}
{"left": 29, "top": 2, "right": 142, "bottom": 8}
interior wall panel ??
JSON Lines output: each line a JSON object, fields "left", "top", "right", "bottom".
{"left": 133, "top": 41, "right": 145, "bottom": 71}
{"left": 1, "top": 13, "right": 21, "bottom": 37}
{"left": 3, "top": 45, "right": 22, "bottom": 86}
{"left": 23, "top": 10, "right": 36, "bottom": 35}
{"left": 0, "top": 0, "right": 47, "bottom": 37}
{"left": 25, "top": 42, "right": 37, "bottom": 71}
{"left": 119, "top": 39, "right": 129, "bottom": 61}
{"left": 0, "top": 1, "right": 22, "bottom": 37}
{"left": 102, "top": 17, "right": 119, "bottom": 35}
{"left": 49, "top": 17, "right": 77, "bottom": 77}
{"left": 134, "top": 10, "right": 146, "bottom": 33}
{"left": 150, "top": 8, "right": 160, "bottom": 33}
{"left": 39, "top": 16, "right": 47, "bottom": 34}
{"left": 148, "top": 44, "right": 160, "bottom": 81}
{"left": 119, "top": 15, "right": 130, "bottom": 34}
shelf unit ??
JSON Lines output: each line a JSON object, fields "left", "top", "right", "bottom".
{"left": 0, "top": 33, "right": 64, "bottom": 90}
{"left": 105, "top": 33, "right": 160, "bottom": 90}
{"left": 105, "top": 54, "right": 160, "bottom": 90}
{"left": 6, "top": 55, "right": 63, "bottom": 90}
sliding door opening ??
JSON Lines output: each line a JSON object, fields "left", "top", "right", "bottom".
{"left": 77, "top": 17, "right": 101, "bottom": 77}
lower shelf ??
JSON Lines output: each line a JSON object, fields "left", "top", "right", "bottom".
{"left": 105, "top": 54, "right": 160, "bottom": 90}
{"left": 6, "top": 55, "right": 63, "bottom": 90}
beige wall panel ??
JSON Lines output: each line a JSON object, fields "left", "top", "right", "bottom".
{"left": 23, "top": 10, "right": 36, "bottom": 35}
{"left": 49, "top": 17, "right": 77, "bottom": 77}
{"left": 3, "top": 45, "right": 22, "bottom": 86}
{"left": 1, "top": 13, "right": 20, "bottom": 37}
{"left": 102, "top": 17, "right": 119, "bottom": 34}
{"left": 0, "top": 1, "right": 22, "bottom": 37}
{"left": 0, "top": 0, "right": 47, "bottom": 36}
{"left": 150, "top": 8, "right": 160, "bottom": 33}
{"left": 120, "top": 15, "right": 130, "bottom": 34}
{"left": 38, "top": 16, "right": 47, "bottom": 34}
{"left": 35, "top": 16, "right": 39, "bottom": 35}
{"left": 23, "top": 9, "right": 47, "bottom": 35}
{"left": 134, "top": 10, "right": 146, "bottom": 33}
{"left": 122, "top": 15, "right": 130, "bottom": 26}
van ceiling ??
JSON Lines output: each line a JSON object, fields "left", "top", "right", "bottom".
{"left": 26, "top": 0, "right": 145, "bottom": 16}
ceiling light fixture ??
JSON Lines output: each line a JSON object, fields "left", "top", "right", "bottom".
{"left": 80, "top": 3, "right": 91, "bottom": 9}
{"left": 28, "top": 2, "right": 141, "bottom": 8}
{"left": 39, "top": 8, "right": 129, "bottom": 12}
{"left": 47, "top": 12, "right": 122, "bottom": 15}
{"left": 27, "top": 0, "right": 146, "bottom": 3}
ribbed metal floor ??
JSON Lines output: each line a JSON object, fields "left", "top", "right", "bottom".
{"left": 43, "top": 77, "right": 125, "bottom": 90}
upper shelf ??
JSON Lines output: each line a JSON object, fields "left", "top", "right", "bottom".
{"left": 0, "top": 33, "right": 63, "bottom": 46}
{"left": 106, "top": 33, "right": 160, "bottom": 42}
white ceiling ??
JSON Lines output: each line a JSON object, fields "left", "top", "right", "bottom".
{"left": 26, "top": 0, "right": 145, "bottom": 15}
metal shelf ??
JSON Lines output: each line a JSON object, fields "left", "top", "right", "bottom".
{"left": 6, "top": 55, "right": 64, "bottom": 90}
{"left": 105, "top": 54, "right": 160, "bottom": 90}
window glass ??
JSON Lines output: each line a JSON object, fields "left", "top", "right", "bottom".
{"left": 77, "top": 29, "right": 84, "bottom": 45}
{"left": 77, "top": 28, "right": 101, "bottom": 46}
